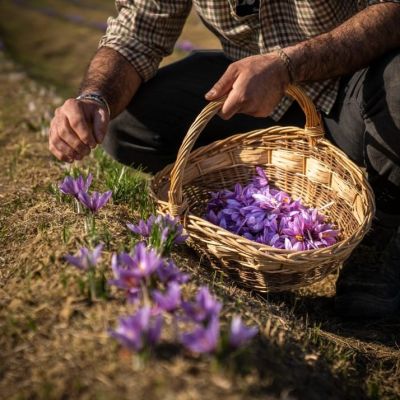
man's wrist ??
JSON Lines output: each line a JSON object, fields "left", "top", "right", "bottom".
{"left": 76, "top": 92, "right": 111, "bottom": 117}
{"left": 276, "top": 48, "right": 295, "bottom": 84}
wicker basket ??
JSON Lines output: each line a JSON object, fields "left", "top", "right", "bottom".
{"left": 151, "top": 85, "right": 375, "bottom": 292}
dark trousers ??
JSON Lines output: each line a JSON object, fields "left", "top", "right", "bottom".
{"left": 103, "top": 50, "right": 400, "bottom": 219}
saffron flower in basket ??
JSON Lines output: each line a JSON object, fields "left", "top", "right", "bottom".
{"left": 205, "top": 167, "right": 339, "bottom": 251}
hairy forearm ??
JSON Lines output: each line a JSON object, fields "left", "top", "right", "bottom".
{"left": 79, "top": 46, "right": 142, "bottom": 118}
{"left": 285, "top": 3, "right": 400, "bottom": 83}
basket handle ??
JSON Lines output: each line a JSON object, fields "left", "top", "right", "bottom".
{"left": 167, "top": 84, "right": 324, "bottom": 216}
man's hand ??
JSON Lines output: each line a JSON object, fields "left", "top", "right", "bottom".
{"left": 49, "top": 99, "right": 109, "bottom": 163}
{"left": 205, "top": 53, "right": 290, "bottom": 120}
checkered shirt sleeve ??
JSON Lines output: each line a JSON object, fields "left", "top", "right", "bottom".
{"left": 99, "top": 0, "right": 192, "bottom": 82}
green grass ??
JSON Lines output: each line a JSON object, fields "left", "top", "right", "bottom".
{"left": 93, "top": 148, "right": 154, "bottom": 218}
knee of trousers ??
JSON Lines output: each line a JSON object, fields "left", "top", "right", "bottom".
{"left": 102, "top": 119, "right": 175, "bottom": 174}
{"left": 363, "top": 50, "right": 400, "bottom": 171}
{"left": 382, "top": 53, "right": 400, "bottom": 130}
{"left": 365, "top": 50, "right": 400, "bottom": 129}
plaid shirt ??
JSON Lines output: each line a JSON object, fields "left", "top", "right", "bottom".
{"left": 100, "top": 0, "right": 398, "bottom": 120}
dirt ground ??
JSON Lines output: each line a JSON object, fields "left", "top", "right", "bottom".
{"left": 1, "top": 2, "right": 400, "bottom": 399}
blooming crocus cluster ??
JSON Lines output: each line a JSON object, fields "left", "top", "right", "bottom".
{"left": 205, "top": 167, "right": 339, "bottom": 251}
{"left": 127, "top": 214, "right": 188, "bottom": 256}
{"left": 181, "top": 287, "right": 222, "bottom": 353}
{"left": 109, "top": 215, "right": 258, "bottom": 355}
{"left": 108, "top": 229, "right": 189, "bottom": 349}
{"left": 59, "top": 173, "right": 112, "bottom": 213}
{"left": 180, "top": 287, "right": 258, "bottom": 353}
{"left": 109, "top": 242, "right": 166, "bottom": 303}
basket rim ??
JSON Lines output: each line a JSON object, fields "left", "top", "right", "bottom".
{"left": 155, "top": 125, "right": 371, "bottom": 186}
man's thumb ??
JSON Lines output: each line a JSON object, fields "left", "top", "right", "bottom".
{"left": 93, "top": 107, "right": 108, "bottom": 144}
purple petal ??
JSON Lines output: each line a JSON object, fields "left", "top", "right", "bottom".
{"left": 229, "top": 316, "right": 258, "bottom": 348}
{"left": 181, "top": 316, "right": 220, "bottom": 353}
{"left": 152, "top": 282, "right": 181, "bottom": 313}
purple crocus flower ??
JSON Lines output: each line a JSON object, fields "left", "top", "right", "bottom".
{"left": 315, "top": 225, "right": 339, "bottom": 247}
{"left": 108, "top": 253, "right": 142, "bottom": 303}
{"left": 228, "top": 316, "right": 258, "bottom": 348}
{"left": 181, "top": 316, "right": 220, "bottom": 354}
{"left": 78, "top": 190, "right": 112, "bottom": 213}
{"left": 153, "top": 282, "right": 181, "bottom": 313}
{"left": 64, "top": 243, "right": 103, "bottom": 271}
{"left": 59, "top": 173, "right": 93, "bottom": 198}
{"left": 110, "top": 307, "right": 163, "bottom": 351}
{"left": 109, "top": 242, "right": 164, "bottom": 286}
{"left": 157, "top": 214, "right": 188, "bottom": 244}
{"left": 282, "top": 214, "right": 313, "bottom": 251}
{"left": 182, "top": 287, "right": 222, "bottom": 323}
{"left": 253, "top": 167, "right": 269, "bottom": 188}
{"left": 127, "top": 215, "right": 156, "bottom": 237}
{"left": 157, "top": 260, "right": 190, "bottom": 284}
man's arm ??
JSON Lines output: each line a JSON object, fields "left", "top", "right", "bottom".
{"left": 80, "top": 46, "right": 141, "bottom": 119}
{"left": 206, "top": 2, "right": 400, "bottom": 119}
{"left": 49, "top": 0, "right": 191, "bottom": 163}
{"left": 286, "top": 3, "right": 400, "bottom": 83}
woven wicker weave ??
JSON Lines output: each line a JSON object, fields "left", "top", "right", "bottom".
{"left": 151, "top": 85, "right": 375, "bottom": 292}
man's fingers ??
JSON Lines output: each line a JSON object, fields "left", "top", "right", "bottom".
{"left": 219, "top": 90, "right": 242, "bottom": 120}
{"left": 218, "top": 75, "right": 250, "bottom": 119}
{"left": 57, "top": 117, "right": 91, "bottom": 156}
{"left": 205, "top": 64, "right": 237, "bottom": 101}
{"left": 93, "top": 107, "right": 108, "bottom": 144}
{"left": 64, "top": 99, "right": 97, "bottom": 148}
{"left": 49, "top": 129, "right": 79, "bottom": 163}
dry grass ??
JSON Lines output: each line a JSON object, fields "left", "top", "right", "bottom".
{"left": 1, "top": 3, "right": 400, "bottom": 400}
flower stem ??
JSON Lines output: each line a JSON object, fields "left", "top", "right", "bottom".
{"left": 75, "top": 198, "right": 82, "bottom": 214}
{"left": 88, "top": 267, "right": 96, "bottom": 302}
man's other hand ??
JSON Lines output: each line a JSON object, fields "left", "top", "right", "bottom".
{"left": 205, "top": 53, "right": 290, "bottom": 120}
{"left": 49, "top": 99, "right": 109, "bottom": 163}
